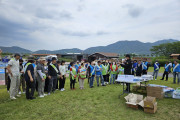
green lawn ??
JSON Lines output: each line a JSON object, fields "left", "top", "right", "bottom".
{"left": 0, "top": 68, "right": 180, "bottom": 120}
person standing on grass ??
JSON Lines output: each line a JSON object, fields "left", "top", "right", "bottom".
{"left": 6, "top": 53, "right": 21, "bottom": 100}
{"left": 172, "top": 60, "right": 180, "bottom": 84}
{"left": 95, "top": 61, "right": 106, "bottom": 87}
{"left": 75, "top": 61, "right": 80, "bottom": 82}
{"left": 48, "top": 57, "right": 61, "bottom": 95}
{"left": 56, "top": 61, "right": 61, "bottom": 90}
{"left": 106, "top": 60, "right": 111, "bottom": 84}
{"left": 59, "top": 60, "right": 66, "bottom": 91}
{"left": 142, "top": 58, "right": 149, "bottom": 75}
{"left": 24, "top": 56, "right": 36, "bottom": 100}
{"left": 110, "top": 61, "right": 118, "bottom": 84}
{"left": 121, "top": 54, "right": 132, "bottom": 92}
{"left": 136, "top": 60, "right": 143, "bottom": 76}
{"left": 70, "top": 62, "right": 77, "bottom": 90}
{"left": 153, "top": 61, "right": 160, "bottom": 80}
{"left": 78, "top": 62, "right": 87, "bottom": 89}
{"left": 37, "top": 57, "right": 47, "bottom": 98}
{"left": 18, "top": 59, "right": 25, "bottom": 94}
{"left": 88, "top": 61, "right": 96, "bottom": 88}
{"left": 102, "top": 60, "right": 109, "bottom": 85}
{"left": 160, "top": 61, "right": 170, "bottom": 81}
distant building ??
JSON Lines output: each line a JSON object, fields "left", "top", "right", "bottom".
{"left": 88, "top": 52, "right": 119, "bottom": 61}
{"left": 170, "top": 54, "right": 180, "bottom": 60}
{"left": 57, "top": 53, "right": 88, "bottom": 61}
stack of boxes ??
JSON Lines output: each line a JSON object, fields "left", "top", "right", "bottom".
{"left": 144, "top": 96, "right": 157, "bottom": 114}
{"left": 147, "top": 86, "right": 164, "bottom": 99}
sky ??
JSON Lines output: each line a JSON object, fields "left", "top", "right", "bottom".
{"left": 0, "top": 0, "right": 180, "bottom": 51}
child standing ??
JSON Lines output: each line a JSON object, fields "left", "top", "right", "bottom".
{"left": 70, "top": 62, "right": 77, "bottom": 90}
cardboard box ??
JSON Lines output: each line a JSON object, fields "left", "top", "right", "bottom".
{"left": 144, "top": 102, "right": 157, "bottom": 114}
{"left": 147, "top": 86, "right": 164, "bottom": 99}
{"left": 125, "top": 93, "right": 144, "bottom": 109}
{"left": 144, "top": 96, "right": 156, "bottom": 109}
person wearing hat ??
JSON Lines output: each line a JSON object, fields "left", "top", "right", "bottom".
{"left": 6, "top": 53, "right": 21, "bottom": 100}
{"left": 24, "top": 56, "right": 36, "bottom": 100}
{"left": 48, "top": 57, "right": 60, "bottom": 95}
{"left": 121, "top": 54, "right": 132, "bottom": 92}
{"left": 37, "top": 57, "right": 47, "bottom": 97}
{"left": 153, "top": 60, "right": 160, "bottom": 80}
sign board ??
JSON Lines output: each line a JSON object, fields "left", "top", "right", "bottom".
{"left": 117, "top": 75, "right": 134, "bottom": 82}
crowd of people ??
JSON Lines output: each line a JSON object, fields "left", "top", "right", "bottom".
{"left": 5, "top": 53, "right": 180, "bottom": 100}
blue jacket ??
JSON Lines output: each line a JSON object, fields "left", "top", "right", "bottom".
{"left": 95, "top": 65, "right": 103, "bottom": 75}
{"left": 75, "top": 64, "right": 80, "bottom": 72}
{"left": 164, "top": 64, "right": 170, "bottom": 72}
{"left": 154, "top": 63, "right": 160, "bottom": 71}
{"left": 173, "top": 64, "right": 180, "bottom": 72}
{"left": 89, "top": 65, "right": 95, "bottom": 75}
{"left": 132, "top": 63, "right": 138, "bottom": 71}
{"left": 142, "top": 62, "right": 148, "bottom": 70}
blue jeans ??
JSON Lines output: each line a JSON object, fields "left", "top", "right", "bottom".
{"left": 173, "top": 72, "right": 180, "bottom": 84}
{"left": 89, "top": 75, "right": 95, "bottom": 87}
{"left": 96, "top": 75, "right": 104, "bottom": 86}
{"left": 110, "top": 74, "right": 116, "bottom": 84}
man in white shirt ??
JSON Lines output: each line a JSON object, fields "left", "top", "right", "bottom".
{"left": 6, "top": 53, "right": 21, "bottom": 100}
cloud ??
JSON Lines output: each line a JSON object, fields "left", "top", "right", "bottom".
{"left": 0, "top": 0, "right": 179, "bottom": 51}
{"left": 123, "top": 4, "right": 144, "bottom": 18}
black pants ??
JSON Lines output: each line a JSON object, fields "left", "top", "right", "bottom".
{"left": 56, "top": 78, "right": 59, "bottom": 89}
{"left": 70, "top": 78, "right": 75, "bottom": 89}
{"left": 7, "top": 76, "right": 11, "bottom": 91}
{"left": 44, "top": 77, "right": 49, "bottom": 92}
{"left": 136, "top": 72, "right": 142, "bottom": 76}
{"left": 103, "top": 75, "right": 107, "bottom": 82}
{"left": 162, "top": 71, "right": 169, "bottom": 80}
{"left": 107, "top": 74, "right": 110, "bottom": 82}
{"left": 26, "top": 80, "right": 35, "bottom": 99}
{"left": 132, "top": 71, "right": 135, "bottom": 75}
{"left": 142, "top": 70, "right": 147, "bottom": 75}
{"left": 59, "top": 75, "right": 66, "bottom": 90}
{"left": 48, "top": 76, "right": 57, "bottom": 93}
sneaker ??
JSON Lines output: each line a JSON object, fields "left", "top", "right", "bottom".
{"left": 63, "top": 88, "right": 65, "bottom": 91}
{"left": 44, "top": 94, "right": 47, "bottom": 96}
{"left": 16, "top": 95, "right": 21, "bottom": 97}
{"left": 39, "top": 95, "right": 44, "bottom": 98}
{"left": 60, "top": 89, "right": 64, "bottom": 91}
{"left": 48, "top": 93, "right": 51, "bottom": 95}
{"left": 107, "top": 82, "right": 109, "bottom": 85}
{"left": 7, "top": 91, "right": 9, "bottom": 93}
{"left": 10, "top": 97, "right": 16, "bottom": 100}
{"left": 155, "top": 79, "right": 157, "bottom": 80}
{"left": 18, "top": 91, "right": 22, "bottom": 95}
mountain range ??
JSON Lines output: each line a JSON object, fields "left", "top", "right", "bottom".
{"left": 0, "top": 39, "right": 179, "bottom": 55}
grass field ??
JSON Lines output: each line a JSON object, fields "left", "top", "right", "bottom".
{"left": 0, "top": 67, "right": 180, "bottom": 120}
